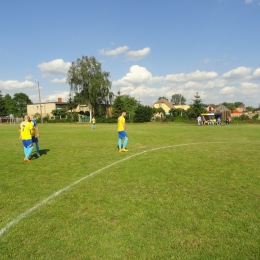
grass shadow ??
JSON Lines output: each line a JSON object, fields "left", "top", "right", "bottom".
{"left": 30, "top": 149, "right": 50, "bottom": 160}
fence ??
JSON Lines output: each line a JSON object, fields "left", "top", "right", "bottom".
{"left": 0, "top": 117, "right": 23, "bottom": 124}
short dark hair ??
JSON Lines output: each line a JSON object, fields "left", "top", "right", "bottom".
{"left": 121, "top": 110, "right": 126, "bottom": 113}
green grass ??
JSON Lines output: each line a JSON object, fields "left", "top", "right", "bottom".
{"left": 0, "top": 122, "right": 260, "bottom": 259}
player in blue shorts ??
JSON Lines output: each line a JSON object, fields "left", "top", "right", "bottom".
{"left": 117, "top": 110, "right": 128, "bottom": 152}
{"left": 19, "top": 115, "right": 34, "bottom": 162}
{"left": 29, "top": 117, "right": 41, "bottom": 157}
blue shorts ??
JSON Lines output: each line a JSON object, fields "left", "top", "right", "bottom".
{"left": 22, "top": 139, "right": 33, "bottom": 148}
{"left": 32, "top": 136, "right": 38, "bottom": 143}
{"left": 118, "top": 131, "right": 127, "bottom": 139}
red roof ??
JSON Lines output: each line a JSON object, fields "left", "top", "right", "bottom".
{"left": 231, "top": 110, "right": 243, "bottom": 114}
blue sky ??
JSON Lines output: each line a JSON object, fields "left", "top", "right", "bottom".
{"left": 0, "top": 0, "right": 260, "bottom": 107}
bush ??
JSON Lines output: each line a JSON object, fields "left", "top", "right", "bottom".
{"left": 252, "top": 114, "right": 259, "bottom": 120}
{"left": 96, "top": 117, "right": 118, "bottom": 123}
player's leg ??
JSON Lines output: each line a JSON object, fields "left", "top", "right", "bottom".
{"left": 32, "top": 137, "right": 40, "bottom": 157}
{"left": 123, "top": 137, "right": 128, "bottom": 149}
{"left": 26, "top": 145, "right": 34, "bottom": 159}
{"left": 35, "top": 142, "right": 40, "bottom": 157}
{"left": 118, "top": 138, "right": 122, "bottom": 150}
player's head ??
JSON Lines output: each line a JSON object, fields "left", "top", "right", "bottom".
{"left": 24, "top": 115, "right": 30, "bottom": 121}
{"left": 121, "top": 110, "right": 126, "bottom": 116}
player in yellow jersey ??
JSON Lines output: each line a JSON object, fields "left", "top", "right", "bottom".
{"left": 118, "top": 110, "right": 128, "bottom": 152}
{"left": 91, "top": 116, "right": 96, "bottom": 129}
{"left": 19, "top": 115, "right": 34, "bottom": 162}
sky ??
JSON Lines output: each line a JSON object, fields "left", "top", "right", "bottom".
{"left": 0, "top": 0, "right": 260, "bottom": 107}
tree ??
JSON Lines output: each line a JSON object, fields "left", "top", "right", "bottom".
{"left": 66, "top": 94, "right": 78, "bottom": 114}
{"left": 51, "top": 108, "right": 67, "bottom": 118}
{"left": 171, "top": 94, "right": 186, "bottom": 105}
{"left": 13, "top": 93, "right": 32, "bottom": 117}
{"left": 133, "top": 105, "right": 153, "bottom": 122}
{"left": 188, "top": 92, "right": 207, "bottom": 118}
{"left": 3, "top": 94, "right": 16, "bottom": 115}
{"left": 0, "top": 90, "right": 7, "bottom": 116}
{"left": 67, "top": 56, "right": 112, "bottom": 115}
{"left": 113, "top": 94, "right": 138, "bottom": 118}
{"left": 169, "top": 108, "right": 188, "bottom": 119}
{"left": 234, "top": 102, "right": 244, "bottom": 108}
{"left": 222, "top": 102, "right": 236, "bottom": 110}
{"left": 246, "top": 106, "right": 254, "bottom": 112}
{"left": 158, "top": 96, "right": 168, "bottom": 100}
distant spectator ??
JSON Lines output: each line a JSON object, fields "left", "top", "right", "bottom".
{"left": 197, "top": 116, "right": 201, "bottom": 126}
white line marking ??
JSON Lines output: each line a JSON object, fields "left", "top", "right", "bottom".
{"left": 0, "top": 142, "right": 239, "bottom": 237}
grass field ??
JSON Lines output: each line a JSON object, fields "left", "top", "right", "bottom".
{"left": 0, "top": 122, "right": 260, "bottom": 259}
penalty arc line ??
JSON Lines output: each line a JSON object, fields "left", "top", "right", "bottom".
{"left": 0, "top": 141, "right": 238, "bottom": 238}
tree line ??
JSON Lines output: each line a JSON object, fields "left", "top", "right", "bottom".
{"left": 0, "top": 91, "right": 32, "bottom": 117}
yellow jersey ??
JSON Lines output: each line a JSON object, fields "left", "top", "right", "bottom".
{"left": 20, "top": 121, "right": 34, "bottom": 140}
{"left": 118, "top": 115, "right": 125, "bottom": 131}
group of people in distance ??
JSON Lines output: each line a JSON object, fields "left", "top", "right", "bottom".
{"left": 19, "top": 115, "right": 40, "bottom": 162}
{"left": 197, "top": 115, "right": 220, "bottom": 126}
{"left": 197, "top": 115, "right": 231, "bottom": 126}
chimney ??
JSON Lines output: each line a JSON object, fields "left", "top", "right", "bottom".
{"left": 58, "top": 98, "right": 62, "bottom": 102}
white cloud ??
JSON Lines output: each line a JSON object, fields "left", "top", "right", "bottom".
{"left": 219, "top": 86, "right": 236, "bottom": 94}
{"left": 113, "top": 65, "right": 152, "bottom": 86}
{"left": 111, "top": 65, "right": 260, "bottom": 106}
{"left": 38, "top": 59, "right": 71, "bottom": 77}
{"left": 51, "top": 77, "right": 67, "bottom": 84}
{"left": 222, "top": 66, "right": 251, "bottom": 79}
{"left": 126, "top": 47, "right": 151, "bottom": 60}
{"left": 99, "top": 46, "right": 129, "bottom": 57}
{"left": 245, "top": 0, "right": 253, "bottom": 3}
{"left": 240, "top": 82, "right": 260, "bottom": 94}
{"left": 165, "top": 70, "right": 218, "bottom": 82}
{"left": 253, "top": 68, "right": 260, "bottom": 78}
{"left": 204, "top": 58, "right": 210, "bottom": 64}
{"left": 0, "top": 80, "right": 35, "bottom": 90}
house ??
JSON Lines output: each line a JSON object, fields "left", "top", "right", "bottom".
{"left": 27, "top": 98, "right": 67, "bottom": 118}
{"left": 215, "top": 104, "right": 231, "bottom": 121}
{"left": 206, "top": 104, "right": 216, "bottom": 112}
{"left": 153, "top": 99, "right": 190, "bottom": 113}
{"left": 173, "top": 105, "right": 190, "bottom": 110}
{"left": 153, "top": 99, "right": 174, "bottom": 114}
{"left": 236, "top": 104, "right": 247, "bottom": 112}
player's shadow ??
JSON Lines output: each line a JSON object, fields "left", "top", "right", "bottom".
{"left": 30, "top": 149, "right": 50, "bottom": 160}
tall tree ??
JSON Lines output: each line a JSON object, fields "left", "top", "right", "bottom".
{"left": 188, "top": 92, "right": 207, "bottom": 117}
{"left": 13, "top": 93, "right": 32, "bottom": 117}
{"left": 222, "top": 102, "right": 236, "bottom": 110}
{"left": 67, "top": 56, "right": 111, "bottom": 114}
{"left": 171, "top": 94, "right": 186, "bottom": 105}
{"left": 113, "top": 94, "right": 138, "bottom": 117}
{"left": 234, "top": 102, "right": 244, "bottom": 108}
{"left": 0, "top": 91, "right": 7, "bottom": 116}
{"left": 133, "top": 104, "right": 153, "bottom": 123}
{"left": 158, "top": 96, "right": 168, "bottom": 100}
{"left": 3, "top": 94, "right": 16, "bottom": 115}
{"left": 66, "top": 93, "right": 78, "bottom": 114}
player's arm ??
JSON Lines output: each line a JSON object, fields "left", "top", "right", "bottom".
{"left": 36, "top": 125, "right": 40, "bottom": 137}
{"left": 19, "top": 128, "right": 22, "bottom": 140}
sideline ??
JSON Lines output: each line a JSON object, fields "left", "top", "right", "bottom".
{"left": 0, "top": 142, "right": 229, "bottom": 237}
